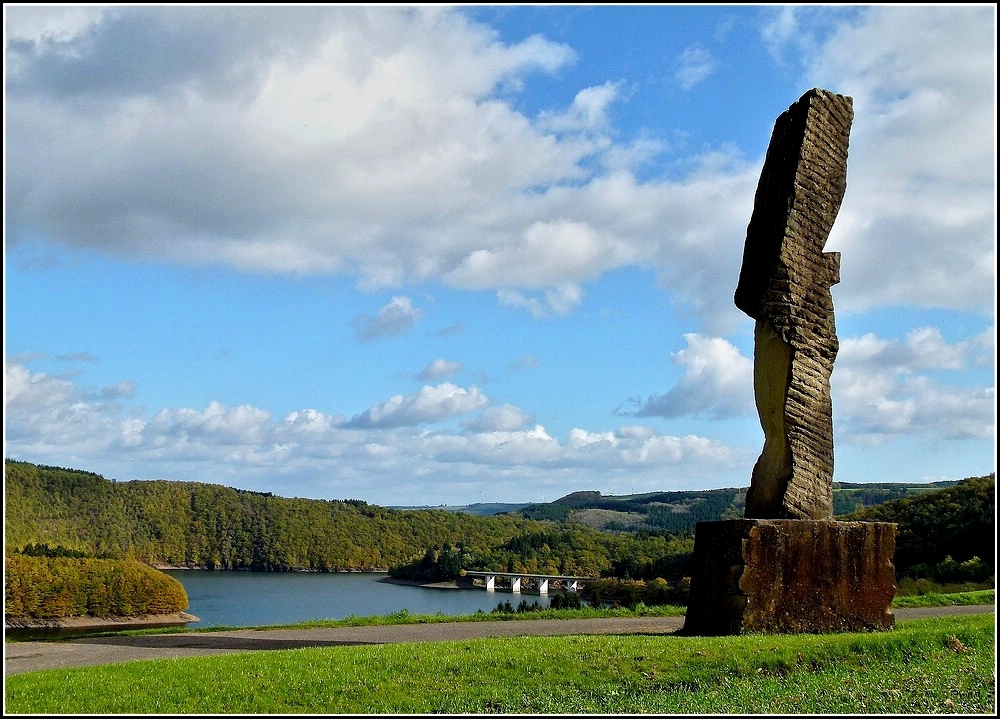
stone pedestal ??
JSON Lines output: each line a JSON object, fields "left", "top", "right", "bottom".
{"left": 683, "top": 519, "right": 896, "bottom": 635}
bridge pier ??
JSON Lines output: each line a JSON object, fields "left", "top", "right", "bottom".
{"left": 464, "top": 571, "right": 590, "bottom": 595}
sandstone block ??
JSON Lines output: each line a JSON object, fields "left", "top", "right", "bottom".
{"left": 683, "top": 519, "right": 897, "bottom": 635}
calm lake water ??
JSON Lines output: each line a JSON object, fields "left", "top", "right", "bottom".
{"left": 165, "top": 570, "right": 554, "bottom": 629}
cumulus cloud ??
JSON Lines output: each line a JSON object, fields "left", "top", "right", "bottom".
{"left": 801, "top": 5, "right": 996, "bottom": 315}
{"left": 462, "top": 403, "right": 534, "bottom": 432}
{"left": 345, "top": 382, "right": 489, "bottom": 428}
{"left": 540, "top": 81, "right": 622, "bottom": 131}
{"left": 351, "top": 296, "right": 422, "bottom": 342}
{"left": 448, "top": 220, "right": 629, "bottom": 291}
{"left": 839, "top": 326, "right": 993, "bottom": 373}
{"left": 2, "top": 5, "right": 750, "bottom": 329}
{"left": 5, "top": 364, "right": 144, "bottom": 455}
{"left": 417, "top": 358, "right": 463, "bottom": 381}
{"left": 619, "top": 334, "right": 754, "bottom": 419}
{"left": 4, "top": 362, "right": 744, "bottom": 502}
{"left": 619, "top": 324, "right": 994, "bottom": 445}
{"left": 833, "top": 326, "right": 996, "bottom": 443}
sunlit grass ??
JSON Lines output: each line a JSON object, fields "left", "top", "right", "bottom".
{"left": 892, "top": 588, "right": 993, "bottom": 608}
{"left": 5, "top": 613, "right": 994, "bottom": 714}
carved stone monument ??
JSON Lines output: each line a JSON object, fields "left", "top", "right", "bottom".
{"left": 683, "top": 89, "right": 897, "bottom": 635}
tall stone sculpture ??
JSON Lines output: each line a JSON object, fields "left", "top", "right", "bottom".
{"left": 683, "top": 89, "right": 896, "bottom": 636}
{"left": 734, "top": 87, "right": 852, "bottom": 520}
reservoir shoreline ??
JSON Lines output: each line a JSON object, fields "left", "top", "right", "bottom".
{"left": 5, "top": 611, "right": 200, "bottom": 633}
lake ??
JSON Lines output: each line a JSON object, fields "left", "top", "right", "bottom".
{"left": 164, "top": 570, "right": 555, "bottom": 629}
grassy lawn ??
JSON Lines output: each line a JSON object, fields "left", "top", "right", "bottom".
{"left": 891, "top": 588, "right": 994, "bottom": 608}
{"left": 4, "top": 610, "right": 995, "bottom": 714}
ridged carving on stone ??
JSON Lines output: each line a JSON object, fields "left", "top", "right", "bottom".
{"left": 735, "top": 88, "right": 853, "bottom": 520}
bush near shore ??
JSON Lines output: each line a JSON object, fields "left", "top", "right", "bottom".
{"left": 5, "top": 554, "right": 188, "bottom": 620}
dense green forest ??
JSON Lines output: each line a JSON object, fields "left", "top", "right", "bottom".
{"left": 842, "top": 473, "right": 995, "bottom": 583}
{"left": 4, "top": 460, "right": 687, "bottom": 578}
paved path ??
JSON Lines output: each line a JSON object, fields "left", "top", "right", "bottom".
{"left": 4, "top": 605, "right": 993, "bottom": 676}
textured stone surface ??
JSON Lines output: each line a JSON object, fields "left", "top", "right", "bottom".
{"left": 683, "top": 90, "right": 895, "bottom": 637}
{"left": 735, "top": 88, "right": 853, "bottom": 520}
{"left": 683, "top": 519, "right": 897, "bottom": 636}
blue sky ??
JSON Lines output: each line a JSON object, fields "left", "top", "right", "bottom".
{"left": 4, "top": 5, "right": 995, "bottom": 506}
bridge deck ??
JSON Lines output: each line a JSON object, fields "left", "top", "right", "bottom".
{"left": 462, "top": 571, "right": 592, "bottom": 581}
{"left": 461, "top": 571, "right": 592, "bottom": 594}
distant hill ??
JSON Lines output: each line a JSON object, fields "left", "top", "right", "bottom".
{"left": 390, "top": 503, "right": 531, "bottom": 517}
{"left": 508, "top": 480, "right": 964, "bottom": 533}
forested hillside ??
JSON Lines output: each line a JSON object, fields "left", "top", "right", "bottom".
{"left": 4, "top": 460, "right": 550, "bottom": 571}
{"left": 842, "top": 473, "right": 995, "bottom": 581}
{"left": 4, "top": 460, "right": 685, "bottom": 577}
{"left": 512, "top": 481, "right": 962, "bottom": 532}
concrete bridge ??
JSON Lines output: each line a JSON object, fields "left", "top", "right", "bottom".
{"left": 462, "top": 571, "right": 592, "bottom": 594}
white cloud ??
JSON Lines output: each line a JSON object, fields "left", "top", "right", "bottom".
{"left": 282, "top": 408, "right": 345, "bottom": 435}
{"left": 5, "top": 364, "right": 76, "bottom": 413}
{"left": 3, "top": 6, "right": 748, "bottom": 328}
{"left": 448, "top": 219, "right": 627, "bottom": 290}
{"left": 834, "top": 326, "right": 996, "bottom": 443}
{"left": 417, "top": 358, "right": 463, "bottom": 381}
{"left": 839, "top": 326, "right": 994, "bottom": 373}
{"left": 540, "top": 82, "right": 622, "bottom": 131}
{"left": 497, "top": 284, "right": 584, "bottom": 318}
{"left": 3, "top": 362, "right": 744, "bottom": 502}
{"left": 4, "top": 364, "right": 142, "bottom": 456}
{"left": 675, "top": 43, "right": 717, "bottom": 90}
{"left": 151, "top": 401, "right": 272, "bottom": 445}
{"left": 346, "top": 383, "right": 489, "bottom": 428}
{"left": 620, "top": 334, "right": 754, "bottom": 420}
{"left": 805, "top": 5, "right": 996, "bottom": 315}
{"left": 613, "top": 322, "right": 995, "bottom": 448}
{"left": 351, "top": 296, "right": 422, "bottom": 342}
{"left": 463, "top": 403, "right": 534, "bottom": 432}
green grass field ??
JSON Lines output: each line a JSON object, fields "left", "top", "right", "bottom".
{"left": 4, "top": 597, "right": 995, "bottom": 714}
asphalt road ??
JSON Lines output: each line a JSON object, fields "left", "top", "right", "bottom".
{"left": 4, "top": 605, "right": 994, "bottom": 676}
